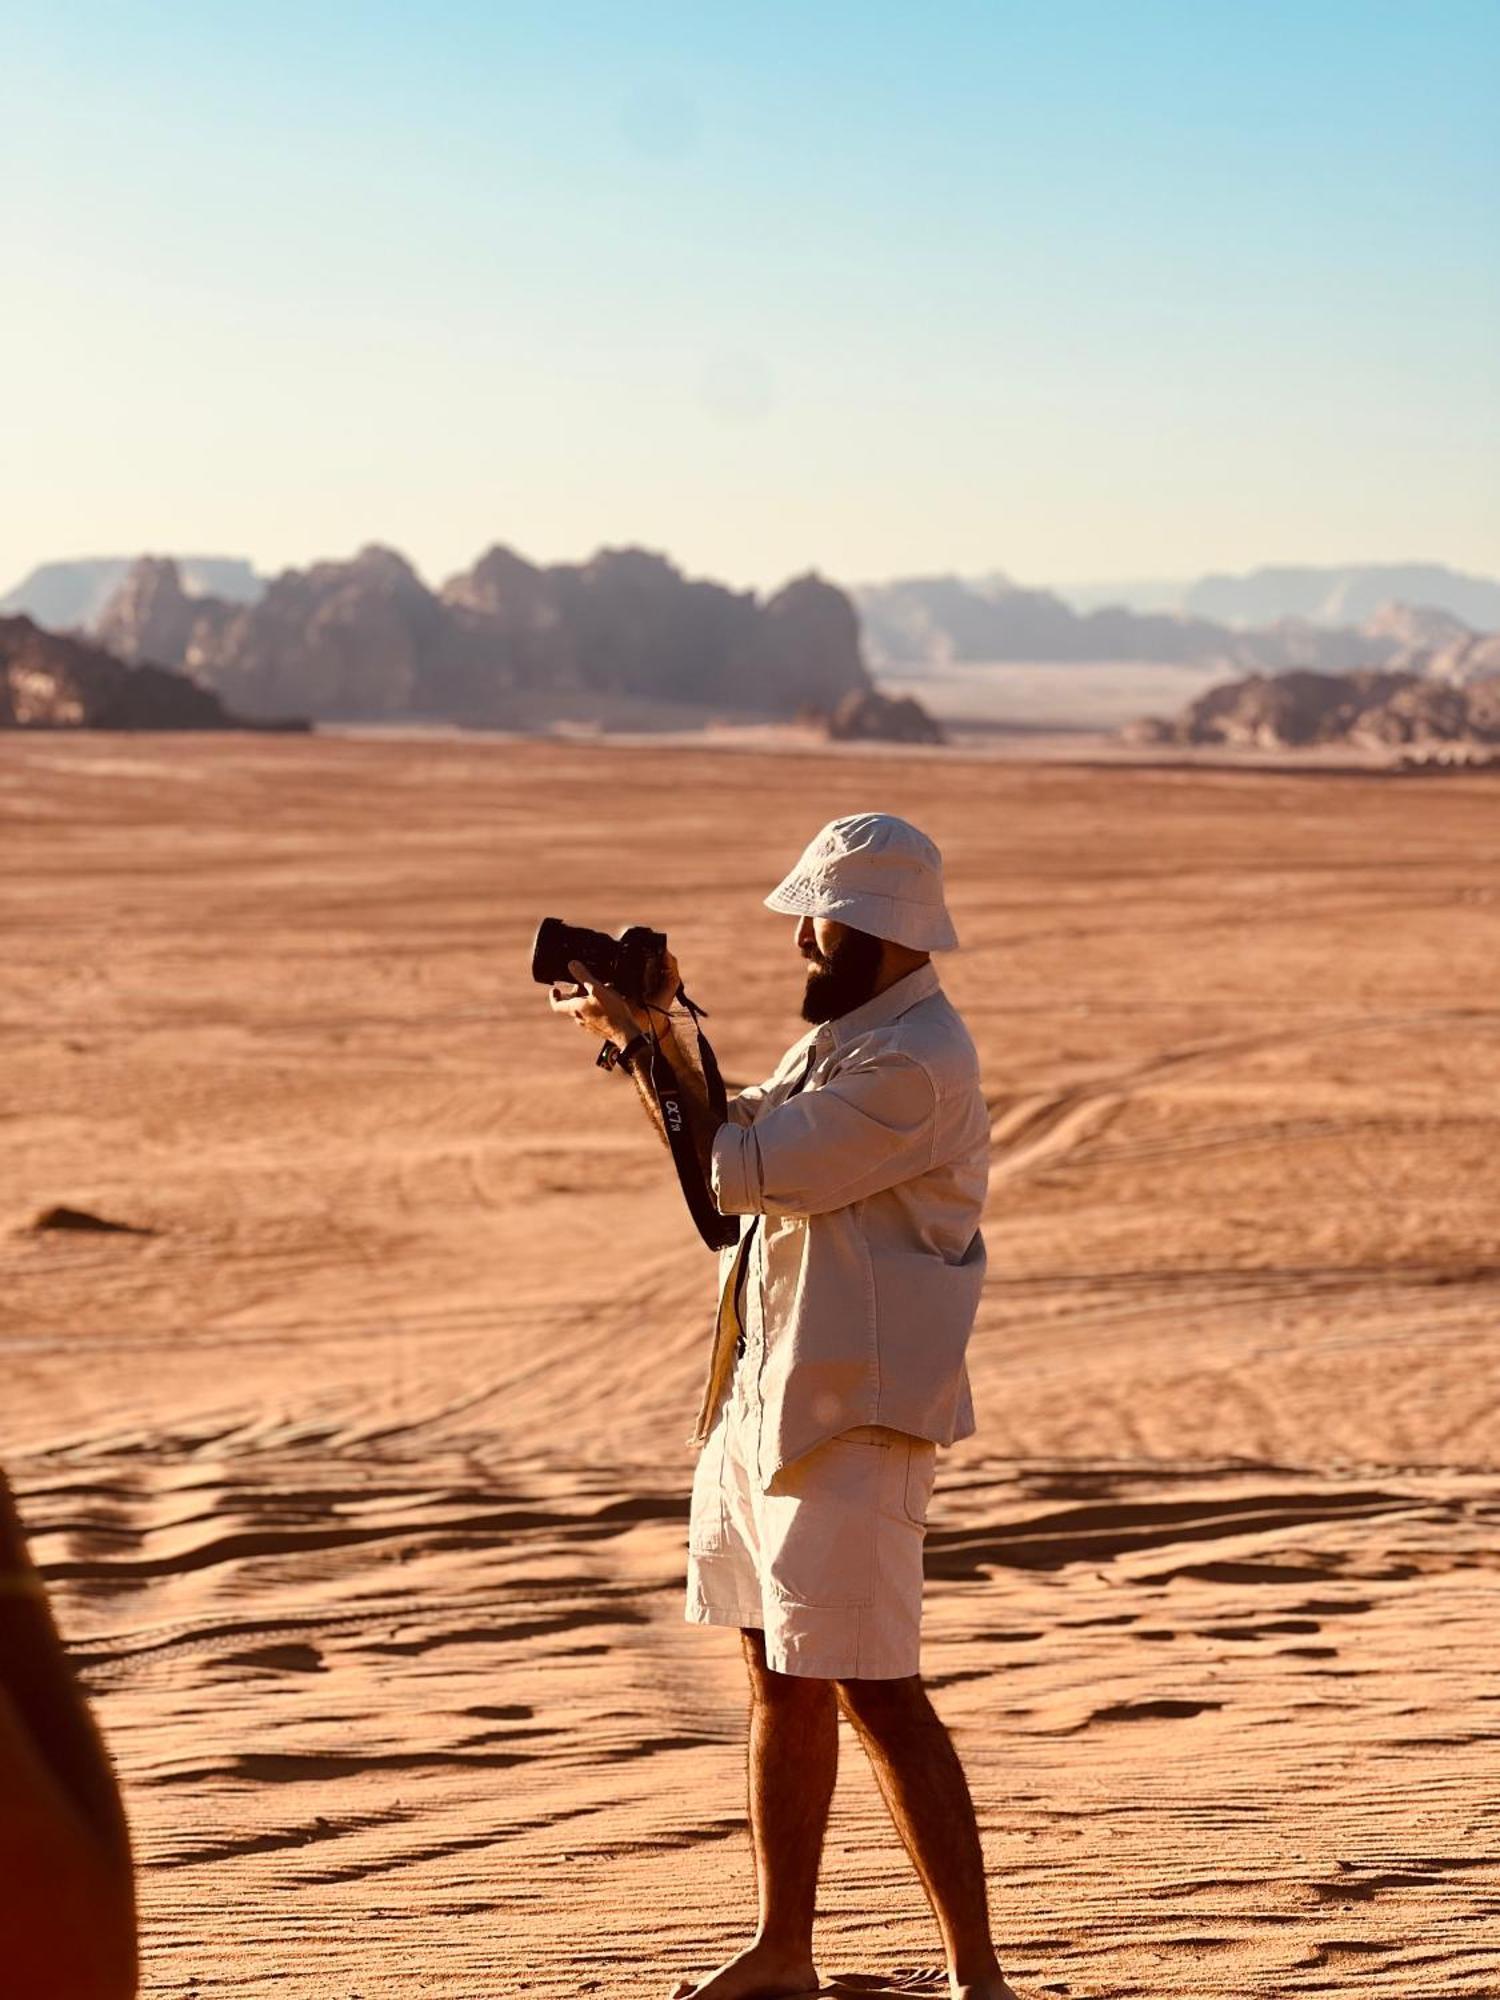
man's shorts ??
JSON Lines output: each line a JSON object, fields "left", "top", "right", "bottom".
{"left": 684, "top": 1385, "right": 937, "bottom": 1681}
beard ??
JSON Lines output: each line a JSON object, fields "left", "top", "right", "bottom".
{"left": 800, "top": 926, "right": 884, "bottom": 1024}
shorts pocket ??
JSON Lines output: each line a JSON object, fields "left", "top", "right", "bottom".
{"left": 762, "top": 1430, "right": 889, "bottom": 1609}
{"left": 688, "top": 1421, "right": 728, "bottom": 1556}
{"left": 901, "top": 1442, "right": 937, "bottom": 1528}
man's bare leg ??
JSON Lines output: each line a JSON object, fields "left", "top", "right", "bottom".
{"left": 836, "top": 1675, "right": 1017, "bottom": 2000}
{"left": 671, "top": 1629, "right": 832, "bottom": 2000}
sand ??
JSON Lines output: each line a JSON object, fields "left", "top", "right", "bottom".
{"left": 2, "top": 732, "right": 1498, "bottom": 1998}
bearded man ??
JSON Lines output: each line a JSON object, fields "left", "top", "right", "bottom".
{"left": 550, "top": 812, "right": 1014, "bottom": 2000}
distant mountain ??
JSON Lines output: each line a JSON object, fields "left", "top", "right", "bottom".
{"left": 0, "top": 615, "right": 247, "bottom": 729}
{"left": 89, "top": 544, "right": 872, "bottom": 725}
{"left": 851, "top": 574, "right": 1403, "bottom": 675}
{"left": 13, "top": 549, "right": 1499, "bottom": 648}
{"left": 1125, "top": 667, "right": 1500, "bottom": 753}
{"left": 1359, "top": 601, "right": 1473, "bottom": 653}
{"left": 1, "top": 556, "right": 264, "bottom": 633}
{"left": 1180, "top": 564, "right": 1500, "bottom": 632}
{"left": 1052, "top": 563, "right": 1500, "bottom": 628}
{"left": 1050, "top": 577, "right": 1193, "bottom": 615}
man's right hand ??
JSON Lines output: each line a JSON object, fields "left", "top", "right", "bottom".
{"left": 548, "top": 948, "right": 683, "bottom": 1045}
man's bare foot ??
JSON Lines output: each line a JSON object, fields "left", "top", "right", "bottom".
{"left": 670, "top": 1937, "right": 820, "bottom": 1999}
{"left": 953, "top": 1975, "right": 1020, "bottom": 2000}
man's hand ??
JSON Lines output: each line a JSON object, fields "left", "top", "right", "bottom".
{"left": 548, "top": 949, "right": 681, "bottom": 1046}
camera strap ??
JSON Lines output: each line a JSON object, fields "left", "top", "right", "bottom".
{"left": 641, "top": 987, "right": 740, "bottom": 1252}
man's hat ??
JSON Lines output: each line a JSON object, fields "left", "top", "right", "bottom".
{"left": 764, "top": 812, "right": 959, "bottom": 953}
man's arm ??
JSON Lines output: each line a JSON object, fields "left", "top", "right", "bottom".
{"left": 711, "top": 1049, "right": 938, "bottom": 1218}
{"left": 624, "top": 1012, "right": 722, "bottom": 1185}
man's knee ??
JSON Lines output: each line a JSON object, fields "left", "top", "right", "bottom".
{"left": 740, "top": 1629, "right": 834, "bottom": 1708}
{"left": 834, "top": 1672, "right": 931, "bottom": 1732}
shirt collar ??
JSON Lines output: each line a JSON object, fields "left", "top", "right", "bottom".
{"left": 813, "top": 960, "right": 940, "bottom": 1055}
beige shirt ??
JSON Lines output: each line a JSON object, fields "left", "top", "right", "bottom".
{"left": 698, "top": 962, "right": 989, "bottom": 1487}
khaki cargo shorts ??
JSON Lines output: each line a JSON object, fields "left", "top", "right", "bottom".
{"left": 685, "top": 1386, "right": 937, "bottom": 1681}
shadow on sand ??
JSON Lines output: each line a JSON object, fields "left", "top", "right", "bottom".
{"left": 822, "top": 1971, "right": 947, "bottom": 1995}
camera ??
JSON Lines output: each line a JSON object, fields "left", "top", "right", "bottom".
{"left": 531, "top": 918, "right": 670, "bottom": 1008}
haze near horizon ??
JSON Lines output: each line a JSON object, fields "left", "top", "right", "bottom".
{"left": 4, "top": 2, "right": 1497, "bottom": 592}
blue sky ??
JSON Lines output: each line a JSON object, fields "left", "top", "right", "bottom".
{"left": 3, "top": 2, "right": 1497, "bottom": 591}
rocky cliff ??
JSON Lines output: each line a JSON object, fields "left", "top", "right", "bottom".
{"left": 93, "top": 545, "right": 873, "bottom": 725}
{"left": 0, "top": 616, "right": 243, "bottom": 729}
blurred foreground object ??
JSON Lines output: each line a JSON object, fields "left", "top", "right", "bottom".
{"left": 0, "top": 1470, "right": 138, "bottom": 2000}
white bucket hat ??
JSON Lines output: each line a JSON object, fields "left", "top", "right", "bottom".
{"left": 764, "top": 812, "right": 959, "bottom": 952}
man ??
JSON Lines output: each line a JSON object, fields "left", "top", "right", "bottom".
{"left": 0, "top": 1467, "right": 138, "bottom": 2000}
{"left": 550, "top": 812, "right": 1015, "bottom": 2000}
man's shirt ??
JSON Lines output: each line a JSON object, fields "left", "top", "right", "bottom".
{"left": 699, "top": 962, "right": 989, "bottom": 1488}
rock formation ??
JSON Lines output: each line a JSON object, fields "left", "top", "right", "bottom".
{"left": 94, "top": 555, "right": 227, "bottom": 673}
{"left": 1, "top": 556, "right": 262, "bottom": 633}
{"left": 511, "top": 546, "right": 762, "bottom": 706}
{"left": 0, "top": 615, "right": 242, "bottom": 729}
{"left": 1421, "top": 631, "right": 1500, "bottom": 686}
{"left": 91, "top": 545, "right": 873, "bottom": 725}
{"left": 73, "top": 544, "right": 1500, "bottom": 733}
{"left": 439, "top": 543, "right": 583, "bottom": 696}
{"left": 1125, "top": 667, "right": 1500, "bottom": 753}
{"left": 823, "top": 688, "right": 946, "bottom": 745}
{"left": 737, "top": 573, "right": 870, "bottom": 713}
{"left": 190, "top": 546, "right": 450, "bottom": 721}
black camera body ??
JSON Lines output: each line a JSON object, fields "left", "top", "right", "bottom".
{"left": 532, "top": 917, "right": 670, "bottom": 1007}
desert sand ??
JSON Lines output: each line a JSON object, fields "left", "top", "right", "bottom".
{"left": 3, "top": 732, "right": 1499, "bottom": 1998}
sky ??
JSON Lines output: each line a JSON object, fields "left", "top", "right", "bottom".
{"left": 3, "top": 1, "right": 1497, "bottom": 594}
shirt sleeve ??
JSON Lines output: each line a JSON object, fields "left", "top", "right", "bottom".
{"left": 711, "top": 1051, "right": 938, "bottom": 1217}
{"left": 724, "top": 1076, "right": 775, "bottom": 1129}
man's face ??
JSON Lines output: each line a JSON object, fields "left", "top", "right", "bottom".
{"left": 797, "top": 915, "right": 884, "bottom": 1024}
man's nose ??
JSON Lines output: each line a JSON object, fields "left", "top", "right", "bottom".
{"left": 795, "top": 916, "right": 815, "bottom": 952}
